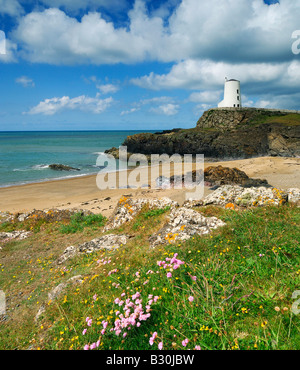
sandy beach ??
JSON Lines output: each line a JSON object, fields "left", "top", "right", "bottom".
{"left": 0, "top": 156, "right": 299, "bottom": 218}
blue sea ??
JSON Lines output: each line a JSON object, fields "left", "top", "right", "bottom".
{"left": 0, "top": 131, "right": 156, "bottom": 188}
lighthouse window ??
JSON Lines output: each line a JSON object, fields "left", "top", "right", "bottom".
{"left": 237, "top": 89, "right": 239, "bottom": 94}
{"left": 237, "top": 96, "right": 239, "bottom": 100}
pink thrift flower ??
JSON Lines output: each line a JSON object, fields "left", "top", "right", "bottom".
{"left": 87, "top": 319, "right": 92, "bottom": 327}
{"left": 195, "top": 345, "right": 201, "bottom": 350}
{"left": 182, "top": 338, "right": 189, "bottom": 347}
{"left": 158, "top": 342, "right": 163, "bottom": 350}
{"left": 83, "top": 344, "right": 90, "bottom": 350}
{"left": 90, "top": 342, "right": 96, "bottom": 350}
{"left": 123, "top": 332, "right": 127, "bottom": 338}
{"left": 82, "top": 328, "right": 87, "bottom": 335}
{"left": 167, "top": 272, "right": 172, "bottom": 278}
{"left": 191, "top": 275, "right": 197, "bottom": 281}
{"left": 188, "top": 296, "right": 194, "bottom": 302}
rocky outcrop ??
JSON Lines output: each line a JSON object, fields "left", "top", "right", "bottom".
{"left": 107, "top": 108, "right": 300, "bottom": 159}
{"left": 56, "top": 234, "right": 128, "bottom": 264}
{"left": 104, "top": 197, "right": 179, "bottom": 231}
{"left": 149, "top": 207, "right": 226, "bottom": 248}
{"left": 0, "top": 231, "right": 32, "bottom": 245}
{"left": 185, "top": 185, "right": 289, "bottom": 208}
{"left": 49, "top": 164, "right": 80, "bottom": 171}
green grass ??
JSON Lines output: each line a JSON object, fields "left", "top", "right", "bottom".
{"left": 247, "top": 113, "right": 300, "bottom": 127}
{"left": 59, "top": 213, "right": 106, "bottom": 234}
{"left": 0, "top": 204, "right": 299, "bottom": 350}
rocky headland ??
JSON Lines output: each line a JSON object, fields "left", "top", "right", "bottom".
{"left": 106, "top": 108, "right": 300, "bottom": 159}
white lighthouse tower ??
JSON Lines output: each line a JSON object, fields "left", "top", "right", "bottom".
{"left": 218, "top": 78, "right": 242, "bottom": 108}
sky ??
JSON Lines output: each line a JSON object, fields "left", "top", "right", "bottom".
{"left": 0, "top": 0, "right": 299, "bottom": 131}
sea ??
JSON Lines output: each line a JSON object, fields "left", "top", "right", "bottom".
{"left": 0, "top": 131, "right": 157, "bottom": 188}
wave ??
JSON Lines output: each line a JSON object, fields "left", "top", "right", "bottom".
{"left": 13, "top": 164, "right": 49, "bottom": 172}
{"left": 31, "top": 164, "right": 50, "bottom": 170}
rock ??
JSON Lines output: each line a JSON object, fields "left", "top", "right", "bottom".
{"left": 202, "top": 185, "right": 288, "bottom": 207}
{"left": 204, "top": 165, "right": 270, "bottom": 187}
{"left": 149, "top": 207, "right": 226, "bottom": 248}
{"left": 35, "top": 275, "right": 83, "bottom": 322}
{"left": 49, "top": 164, "right": 80, "bottom": 171}
{"left": 0, "top": 230, "right": 32, "bottom": 243}
{"left": 287, "top": 188, "right": 300, "bottom": 205}
{"left": 14, "top": 208, "right": 92, "bottom": 223}
{"left": 104, "top": 197, "right": 178, "bottom": 230}
{"left": 56, "top": 234, "right": 128, "bottom": 264}
{"left": 109, "top": 108, "right": 300, "bottom": 159}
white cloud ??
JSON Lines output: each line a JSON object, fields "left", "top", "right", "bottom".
{"left": 120, "top": 107, "right": 139, "bottom": 116}
{"left": 96, "top": 83, "right": 119, "bottom": 94}
{"left": 15, "top": 76, "right": 35, "bottom": 87}
{"left": 26, "top": 95, "right": 113, "bottom": 115}
{"left": 150, "top": 103, "right": 179, "bottom": 116}
{"left": 10, "top": 0, "right": 300, "bottom": 65}
{"left": 0, "top": 0, "right": 24, "bottom": 16}
{"left": 131, "top": 59, "right": 300, "bottom": 91}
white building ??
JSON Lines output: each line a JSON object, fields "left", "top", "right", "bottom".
{"left": 218, "top": 78, "right": 242, "bottom": 108}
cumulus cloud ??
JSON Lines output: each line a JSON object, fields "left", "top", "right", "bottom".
{"left": 9, "top": 0, "right": 300, "bottom": 65}
{"left": 26, "top": 95, "right": 113, "bottom": 115}
{"left": 131, "top": 59, "right": 300, "bottom": 91}
{"left": 15, "top": 76, "right": 35, "bottom": 87}
{"left": 0, "top": 0, "right": 24, "bottom": 17}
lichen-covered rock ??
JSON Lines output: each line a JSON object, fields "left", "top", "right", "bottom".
{"left": 0, "top": 230, "right": 32, "bottom": 243}
{"left": 56, "top": 234, "right": 128, "bottom": 264}
{"left": 149, "top": 207, "right": 226, "bottom": 248}
{"left": 287, "top": 188, "right": 300, "bottom": 205}
{"left": 104, "top": 197, "right": 178, "bottom": 230}
{"left": 202, "top": 185, "right": 288, "bottom": 207}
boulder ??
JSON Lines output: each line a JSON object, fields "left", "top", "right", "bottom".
{"left": 202, "top": 185, "right": 288, "bottom": 207}
{"left": 56, "top": 234, "right": 128, "bottom": 264}
{"left": 49, "top": 164, "right": 80, "bottom": 171}
{"left": 149, "top": 207, "right": 226, "bottom": 248}
{"left": 104, "top": 197, "right": 178, "bottom": 230}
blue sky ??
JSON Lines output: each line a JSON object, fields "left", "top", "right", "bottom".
{"left": 0, "top": 0, "right": 299, "bottom": 131}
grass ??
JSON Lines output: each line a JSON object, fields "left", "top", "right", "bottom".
{"left": 246, "top": 113, "right": 300, "bottom": 127}
{"left": 59, "top": 213, "right": 106, "bottom": 234}
{"left": 0, "top": 204, "right": 299, "bottom": 350}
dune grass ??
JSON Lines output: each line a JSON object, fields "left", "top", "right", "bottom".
{"left": 0, "top": 203, "right": 299, "bottom": 350}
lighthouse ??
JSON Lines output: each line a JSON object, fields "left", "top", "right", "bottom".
{"left": 218, "top": 78, "right": 242, "bottom": 108}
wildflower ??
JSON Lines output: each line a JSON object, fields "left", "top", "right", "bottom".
{"left": 82, "top": 329, "right": 87, "bottom": 335}
{"left": 195, "top": 345, "right": 201, "bottom": 350}
{"left": 87, "top": 319, "right": 92, "bottom": 327}
{"left": 191, "top": 275, "right": 197, "bottom": 281}
{"left": 167, "top": 272, "right": 172, "bottom": 278}
{"left": 182, "top": 338, "right": 189, "bottom": 347}
{"left": 158, "top": 342, "right": 163, "bottom": 350}
{"left": 188, "top": 296, "right": 194, "bottom": 302}
{"left": 83, "top": 344, "right": 90, "bottom": 350}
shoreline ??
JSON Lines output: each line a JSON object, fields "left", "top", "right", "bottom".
{"left": 0, "top": 156, "right": 299, "bottom": 217}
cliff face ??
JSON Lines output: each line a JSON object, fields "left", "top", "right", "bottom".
{"left": 108, "top": 108, "right": 300, "bottom": 159}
